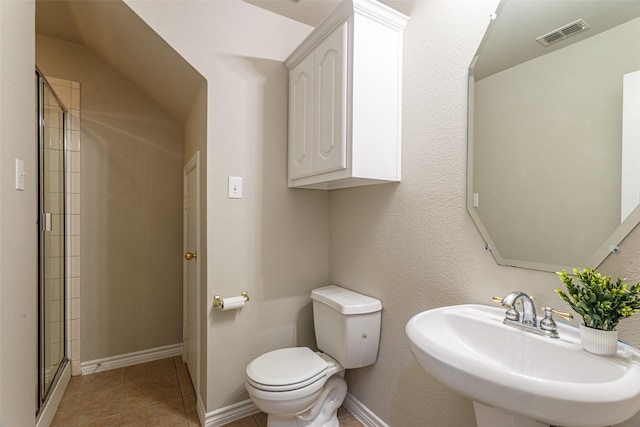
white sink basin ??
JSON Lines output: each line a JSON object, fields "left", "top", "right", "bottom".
{"left": 405, "top": 304, "right": 640, "bottom": 427}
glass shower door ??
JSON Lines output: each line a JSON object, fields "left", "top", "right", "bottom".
{"left": 37, "top": 71, "right": 67, "bottom": 410}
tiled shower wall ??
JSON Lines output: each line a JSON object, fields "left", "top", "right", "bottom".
{"left": 42, "top": 80, "right": 65, "bottom": 385}
{"left": 48, "top": 77, "right": 81, "bottom": 376}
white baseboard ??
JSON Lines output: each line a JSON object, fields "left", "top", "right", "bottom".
{"left": 80, "top": 343, "right": 183, "bottom": 375}
{"left": 344, "top": 393, "right": 389, "bottom": 427}
{"left": 196, "top": 392, "right": 385, "bottom": 427}
{"left": 200, "top": 397, "right": 260, "bottom": 427}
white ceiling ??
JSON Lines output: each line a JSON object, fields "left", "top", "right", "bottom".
{"left": 244, "top": 0, "right": 342, "bottom": 26}
{"left": 243, "top": 0, "right": 412, "bottom": 26}
{"left": 473, "top": 0, "right": 640, "bottom": 80}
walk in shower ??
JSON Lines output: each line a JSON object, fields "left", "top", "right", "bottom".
{"left": 36, "top": 68, "right": 68, "bottom": 416}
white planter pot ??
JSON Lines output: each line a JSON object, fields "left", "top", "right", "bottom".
{"left": 579, "top": 325, "right": 618, "bottom": 356}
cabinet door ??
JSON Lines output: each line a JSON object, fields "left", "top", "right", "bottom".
{"left": 314, "top": 21, "right": 348, "bottom": 175}
{"left": 289, "top": 54, "right": 314, "bottom": 179}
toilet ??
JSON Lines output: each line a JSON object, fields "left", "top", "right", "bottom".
{"left": 245, "top": 285, "right": 382, "bottom": 427}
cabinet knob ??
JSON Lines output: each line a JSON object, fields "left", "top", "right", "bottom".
{"left": 184, "top": 251, "right": 197, "bottom": 261}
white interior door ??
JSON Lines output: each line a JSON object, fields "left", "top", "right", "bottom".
{"left": 621, "top": 70, "right": 640, "bottom": 223}
{"left": 183, "top": 151, "right": 200, "bottom": 394}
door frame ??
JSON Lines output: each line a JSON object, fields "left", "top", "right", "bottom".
{"left": 183, "top": 151, "right": 201, "bottom": 396}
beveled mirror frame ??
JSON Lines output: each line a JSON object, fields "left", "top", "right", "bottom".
{"left": 467, "top": 0, "right": 640, "bottom": 272}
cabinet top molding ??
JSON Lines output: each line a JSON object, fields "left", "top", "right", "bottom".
{"left": 285, "top": 0, "right": 409, "bottom": 69}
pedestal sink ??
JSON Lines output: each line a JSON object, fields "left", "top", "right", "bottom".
{"left": 405, "top": 304, "right": 640, "bottom": 427}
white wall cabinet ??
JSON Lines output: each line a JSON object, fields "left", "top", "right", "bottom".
{"left": 286, "top": 0, "right": 408, "bottom": 190}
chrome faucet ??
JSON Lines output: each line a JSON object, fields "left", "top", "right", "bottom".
{"left": 501, "top": 291, "right": 537, "bottom": 326}
{"left": 493, "top": 291, "right": 573, "bottom": 338}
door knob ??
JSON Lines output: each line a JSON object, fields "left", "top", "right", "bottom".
{"left": 184, "top": 251, "right": 197, "bottom": 261}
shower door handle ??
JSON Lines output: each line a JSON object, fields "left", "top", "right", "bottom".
{"left": 42, "top": 213, "right": 52, "bottom": 232}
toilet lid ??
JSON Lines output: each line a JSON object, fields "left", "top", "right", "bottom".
{"left": 246, "top": 347, "right": 327, "bottom": 391}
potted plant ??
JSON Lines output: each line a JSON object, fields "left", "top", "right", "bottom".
{"left": 556, "top": 268, "right": 640, "bottom": 356}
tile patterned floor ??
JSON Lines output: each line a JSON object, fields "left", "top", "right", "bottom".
{"left": 52, "top": 356, "right": 198, "bottom": 426}
{"left": 51, "top": 356, "right": 363, "bottom": 427}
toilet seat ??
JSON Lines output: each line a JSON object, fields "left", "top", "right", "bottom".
{"left": 246, "top": 347, "right": 328, "bottom": 392}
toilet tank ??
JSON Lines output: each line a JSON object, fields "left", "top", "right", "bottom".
{"left": 311, "top": 285, "right": 382, "bottom": 369}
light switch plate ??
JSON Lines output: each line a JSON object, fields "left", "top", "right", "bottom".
{"left": 228, "top": 176, "right": 242, "bottom": 199}
{"left": 15, "top": 158, "right": 25, "bottom": 191}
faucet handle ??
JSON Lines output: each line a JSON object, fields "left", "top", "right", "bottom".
{"left": 539, "top": 306, "right": 574, "bottom": 335}
{"left": 539, "top": 306, "right": 573, "bottom": 321}
{"left": 539, "top": 307, "right": 557, "bottom": 332}
{"left": 492, "top": 296, "right": 520, "bottom": 321}
{"left": 491, "top": 295, "right": 536, "bottom": 306}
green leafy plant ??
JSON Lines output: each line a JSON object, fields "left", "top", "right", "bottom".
{"left": 556, "top": 268, "right": 640, "bottom": 331}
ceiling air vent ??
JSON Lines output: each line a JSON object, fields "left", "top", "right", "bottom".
{"left": 536, "top": 19, "right": 590, "bottom": 47}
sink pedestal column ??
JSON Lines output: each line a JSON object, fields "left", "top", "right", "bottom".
{"left": 474, "top": 402, "right": 548, "bottom": 427}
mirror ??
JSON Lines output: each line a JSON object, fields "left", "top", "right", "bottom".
{"left": 468, "top": 0, "right": 640, "bottom": 272}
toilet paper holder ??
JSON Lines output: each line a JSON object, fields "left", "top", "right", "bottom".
{"left": 213, "top": 291, "right": 250, "bottom": 309}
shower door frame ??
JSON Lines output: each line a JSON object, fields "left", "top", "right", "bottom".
{"left": 36, "top": 68, "right": 69, "bottom": 414}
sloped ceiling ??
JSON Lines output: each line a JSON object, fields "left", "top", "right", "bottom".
{"left": 36, "top": 0, "right": 205, "bottom": 124}
{"left": 34, "top": 0, "right": 413, "bottom": 124}
{"left": 243, "top": 0, "right": 412, "bottom": 26}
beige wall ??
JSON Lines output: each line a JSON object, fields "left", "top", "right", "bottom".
{"left": 124, "top": 0, "right": 329, "bottom": 411}
{"left": 205, "top": 53, "right": 330, "bottom": 409}
{"left": 0, "top": 0, "right": 38, "bottom": 424}
{"left": 3, "top": 0, "right": 640, "bottom": 425}
{"left": 331, "top": 1, "right": 640, "bottom": 426}
{"left": 124, "top": 0, "right": 640, "bottom": 423}
{"left": 36, "top": 34, "right": 185, "bottom": 361}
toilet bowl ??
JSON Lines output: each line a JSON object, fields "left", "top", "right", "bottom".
{"left": 246, "top": 348, "right": 346, "bottom": 426}
{"left": 245, "top": 285, "right": 382, "bottom": 427}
